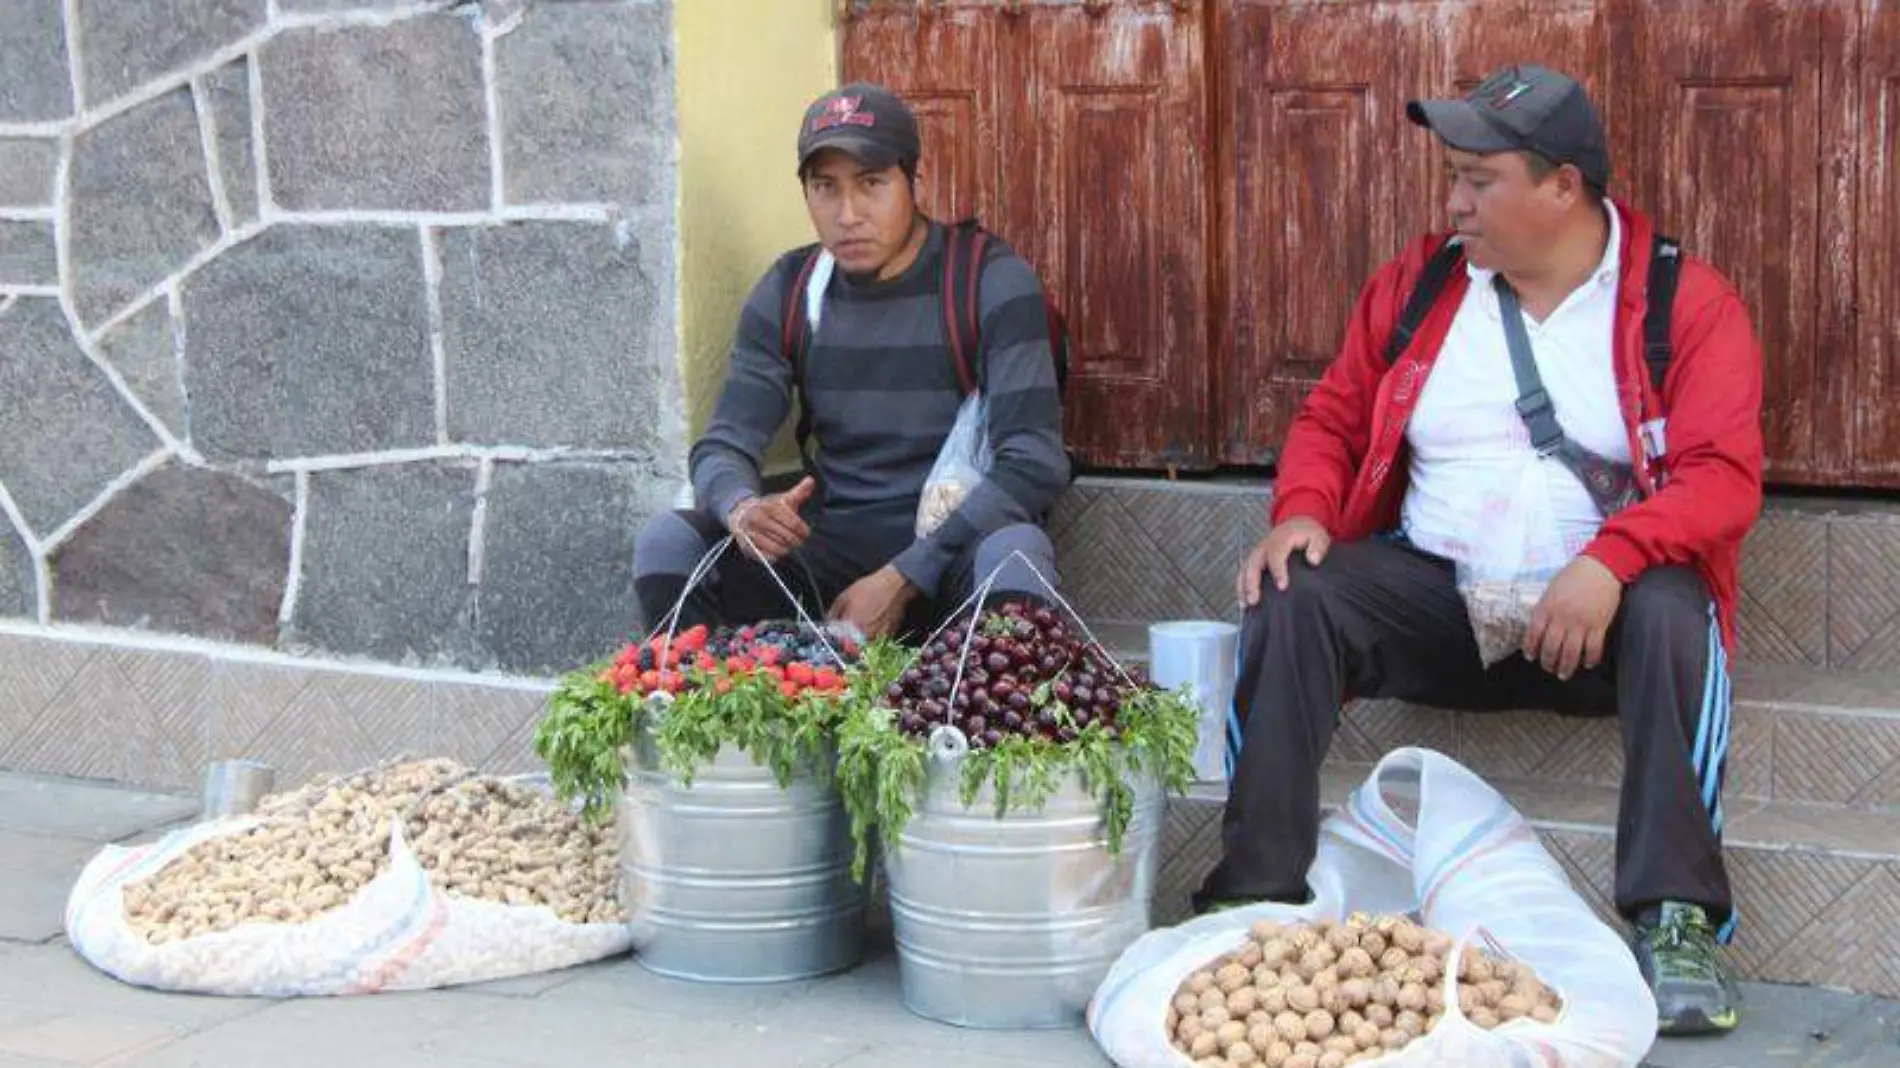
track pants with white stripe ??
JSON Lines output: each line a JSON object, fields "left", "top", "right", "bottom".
{"left": 1199, "top": 537, "right": 1735, "bottom": 936}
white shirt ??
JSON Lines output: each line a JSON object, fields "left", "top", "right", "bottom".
{"left": 1401, "top": 205, "right": 1630, "bottom": 577}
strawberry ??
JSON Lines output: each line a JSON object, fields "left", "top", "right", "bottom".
{"left": 660, "top": 671, "right": 685, "bottom": 694}
{"left": 596, "top": 668, "right": 614, "bottom": 684}
{"left": 780, "top": 680, "right": 801, "bottom": 700}
{"left": 616, "top": 678, "right": 636, "bottom": 695}
{"left": 696, "top": 653, "right": 717, "bottom": 672}
{"left": 756, "top": 645, "right": 782, "bottom": 667}
{"left": 725, "top": 655, "right": 754, "bottom": 675}
{"left": 813, "top": 669, "right": 842, "bottom": 691}
{"left": 762, "top": 665, "right": 786, "bottom": 681}
{"left": 715, "top": 678, "right": 734, "bottom": 696}
{"left": 786, "top": 662, "right": 815, "bottom": 686}
{"left": 678, "top": 624, "right": 709, "bottom": 653}
{"left": 640, "top": 669, "right": 661, "bottom": 692}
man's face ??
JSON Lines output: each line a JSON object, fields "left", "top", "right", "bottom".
{"left": 1442, "top": 147, "right": 1576, "bottom": 273}
{"left": 802, "top": 150, "right": 917, "bottom": 278}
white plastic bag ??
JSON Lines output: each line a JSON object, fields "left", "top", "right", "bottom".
{"left": 916, "top": 391, "right": 992, "bottom": 538}
{"left": 1088, "top": 747, "right": 1657, "bottom": 1068}
{"left": 1455, "top": 461, "right": 1566, "bottom": 666}
{"left": 65, "top": 816, "right": 632, "bottom": 997}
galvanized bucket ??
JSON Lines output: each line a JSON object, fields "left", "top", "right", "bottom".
{"left": 884, "top": 728, "right": 1165, "bottom": 1029}
{"left": 618, "top": 729, "right": 866, "bottom": 983}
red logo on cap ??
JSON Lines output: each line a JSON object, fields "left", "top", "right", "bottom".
{"left": 810, "top": 95, "right": 877, "bottom": 133}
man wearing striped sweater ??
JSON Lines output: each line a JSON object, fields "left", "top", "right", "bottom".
{"left": 634, "top": 84, "right": 1069, "bottom": 640}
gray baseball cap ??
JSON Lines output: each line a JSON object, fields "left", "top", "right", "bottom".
{"left": 1407, "top": 65, "right": 1611, "bottom": 189}
{"left": 796, "top": 82, "right": 922, "bottom": 173}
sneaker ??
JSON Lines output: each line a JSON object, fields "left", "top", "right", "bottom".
{"left": 1632, "top": 902, "right": 1742, "bottom": 1035}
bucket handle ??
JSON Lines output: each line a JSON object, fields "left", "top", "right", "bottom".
{"left": 652, "top": 529, "right": 851, "bottom": 673}
{"left": 907, "top": 549, "right": 1144, "bottom": 712}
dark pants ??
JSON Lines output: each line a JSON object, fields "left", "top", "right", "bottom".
{"left": 1197, "top": 538, "right": 1735, "bottom": 935}
{"left": 631, "top": 506, "right": 1058, "bottom": 638}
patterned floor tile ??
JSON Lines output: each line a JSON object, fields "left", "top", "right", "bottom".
{"left": 1725, "top": 848, "right": 1886, "bottom": 982}
{"left": 1736, "top": 516, "right": 1828, "bottom": 667}
{"left": 436, "top": 682, "right": 551, "bottom": 775}
{"left": 1458, "top": 711, "right": 1624, "bottom": 788}
{"left": 1330, "top": 700, "right": 1458, "bottom": 765}
{"left": 0, "top": 637, "right": 100, "bottom": 771}
{"left": 1772, "top": 709, "right": 1900, "bottom": 806}
{"left": 1830, "top": 521, "right": 1900, "bottom": 670}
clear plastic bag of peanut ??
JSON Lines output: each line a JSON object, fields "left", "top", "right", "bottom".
{"left": 916, "top": 392, "right": 991, "bottom": 538}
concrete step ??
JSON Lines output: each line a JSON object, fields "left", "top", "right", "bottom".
{"left": 1153, "top": 766, "right": 1900, "bottom": 999}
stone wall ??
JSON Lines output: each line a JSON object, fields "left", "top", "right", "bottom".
{"left": 0, "top": 0, "right": 681, "bottom": 677}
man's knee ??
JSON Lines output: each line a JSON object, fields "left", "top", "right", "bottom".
{"left": 972, "top": 523, "right": 1058, "bottom": 592}
{"left": 1621, "top": 566, "right": 1711, "bottom": 643}
{"left": 633, "top": 509, "right": 720, "bottom": 580}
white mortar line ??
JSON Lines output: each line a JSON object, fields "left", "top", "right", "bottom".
{"left": 270, "top": 204, "right": 617, "bottom": 227}
{"left": 62, "top": 293, "right": 202, "bottom": 464}
{"left": 248, "top": 47, "right": 272, "bottom": 220}
{"left": 276, "top": 470, "right": 308, "bottom": 630}
{"left": 482, "top": 18, "right": 506, "bottom": 211}
{"left": 420, "top": 225, "right": 449, "bottom": 444}
{"left": 467, "top": 458, "right": 493, "bottom": 586}
{"left": 0, "top": 120, "right": 73, "bottom": 138}
{"left": 0, "top": 478, "right": 40, "bottom": 552}
{"left": 0, "top": 295, "right": 14, "bottom": 317}
{"left": 71, "top": 27, "right": 274, "bottom": 139}
{"left": 61, "top": 0, "right": 86, "bottom": 116}
{"left": 0, "top": 207, "right": 58, "bottom": 222}
{"left": 0, "top": 285, "right": 63, "bottom": 298}
{"left": 190, "top": 77, "right": 236, "bottom": 235}
{"left": 39, "top": 447, "right": 173, "bottom": 554}
{"left": 52, "top": 130, "right": 74, "bottom": 310}
{"left": 168, "top": 284, "right": 192, "bottom": 446}
{"left": 0, "top": 478, "right": 51, "bottom": 624}
{"left": 263, "top": 444, "right": 659, "bottom": 475}
{"left": 273, "top": 4, "right": 458, "bottom": 31}
{"left": 0, "top": 617, "right": 559, "bottom": 692}
{"left": 82, "top": 220, "right": 266, "bottom": 346}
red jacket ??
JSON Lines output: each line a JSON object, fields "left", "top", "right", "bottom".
{"left": 1270, "top": 201, "right": 1764, "bottom": 648}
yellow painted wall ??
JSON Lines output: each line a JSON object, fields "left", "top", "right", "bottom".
{"left": 675, "top": 0, "right": 838, "bottom": 469}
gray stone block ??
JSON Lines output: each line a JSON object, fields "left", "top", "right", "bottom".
{"left": 0, "top": 298, "right": 160, "bottom": 537}
{"left": 97, "top": 299, "right": 186, "bottom": 436}
{"left": 474, "top": 463, "right": 655, "bottom": 673}
{"left": 278, "top": 0, "right": 413, "bottom": 9}
{"left": 0, "top": 512, "right": 32, "bottom": 617}
{"left": 290, "top": 462, "right": 476, "bottom": 665}
{"left": 0, "top": 5, "right": 73, "bottom": 122}
{"left": 50, "top": 464, "right": 292, "bottom": 643}
{"left": 440, "top": 221, "right": 662, "bottom": 449}
{"left": 263, "top": 17, "right": 489, "bottom": 212}
{"left": 497, "top": 2, "right": 671, "bottom": 207}
{"left": 76, "top": 0, "right": 267, "bottom": 106}
{"left": 69, "top": 88, "right": 220, "bottom": 328}
{"left": 0, "top": 220, "right": 57, "bottom": 286}
{"left": 201, "top": 59, "right": 257, "bottom": 228}
{"left": 183, "top": 224, "right": 435, "bottom": 462}
{"left": 0, "top": 139, "right": 60, "bottom": 208}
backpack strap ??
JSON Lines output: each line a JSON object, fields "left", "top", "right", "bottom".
{"left": 1643, "top": 233, "right": 1682, "bottom": 396}
{"left": 1380, "top": 237, "right": 1467, "bottom": 367}
{"left": 941, "top": 219, "right": 987, "bottom": 395}
{"left": 781, "top": 247, "right": 823, "bottom": 466}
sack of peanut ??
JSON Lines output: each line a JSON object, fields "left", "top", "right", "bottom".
{"left": 64, "top": 758, "right": 632, "bottom": 996}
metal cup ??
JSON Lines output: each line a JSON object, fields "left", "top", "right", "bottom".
{"left": 200, "top": 760, "right": 276, "bottom": 819}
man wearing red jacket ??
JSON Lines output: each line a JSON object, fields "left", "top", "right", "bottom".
{"left": 1198, "top": 65, "right": 1762, "bottom": 1035}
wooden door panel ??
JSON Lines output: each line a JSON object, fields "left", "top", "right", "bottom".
{"left": 841, "top": 4, "right": 1003, "bottom": 230}
{"left": 1222, "top": 0, "right": 1418, "bottom": 464}
{"left": 1857, "top": 0, "right": 1900, "bottom": 480}
{"left": 1630, "top": 0, "right": 1831, "bottom": 483}
{"left": 1025, "top": 1, "right": 1212, "bottom": 469}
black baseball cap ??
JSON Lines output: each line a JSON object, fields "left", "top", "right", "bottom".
{"left": 796, "top": 82, "right": 922, "bottom": 174}
{"left": 1407, "top": 65, "right": 1611, "bottom": 190}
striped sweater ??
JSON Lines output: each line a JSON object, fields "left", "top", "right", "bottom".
{"left": 690, "top": 221, "right": 1070, "bottom": 596}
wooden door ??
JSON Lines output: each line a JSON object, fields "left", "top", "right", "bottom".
{"left": 1217, "top": 0, "right": 1616, "bottom": 465}
{"left": 843, "top": 0, "right": 1214, "bottom": 471}
{"left": 1624, "top": 0, "right": 1846, "bottom": 484}
{"left": 1857, "top": 0, "right": 1900, "bottom": 480}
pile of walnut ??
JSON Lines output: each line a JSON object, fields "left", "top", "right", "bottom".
{"left": 1168, "top": 914, "right": 1563, "bottom": 1068}
{"left": 123, "top": 758, "right": 624, "bottom": 945}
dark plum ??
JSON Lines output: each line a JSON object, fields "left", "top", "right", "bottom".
{"left": 918, "top": 699, "right": 944, "bottom": 719}
{"left": 1031, "top": 608, "right": 1056, "bottom": 629}
{"left": 981, "top": 730, "right": 1004, "bottom": 748}
{"left": 1052, "top": 681, "right": 1073, "bottom": 704}
{"left": 1073, "top": 686, "right": 1094, "bottom": 707}
{"left": 1076, "top": 672, "right": 1098, "bottom": 691}
{"left": 1001, "top": 710, "right": 1025, "bottom": 731}
{"left": 901, "top": 668, "right": 923, "bottom": 686}
{"left": 952, "top": 693, "right": 970, "bottom": 713}
{"left": 1007, "top": 691, "right": 1030, "bottom": 712}
{"left": 967, "top": 714, "right": 989, "bottom": 735}
{"left": 900, "top": 713, "right": 925, "bottom": 734}
{"left": 944, "top": 632, "right": 962, "bottom": 652}
{"left": 992, "top": 680, "right": 1015, "bottom": 701}
{"left": 986, "top": 652, "right": 1010, "bottom": 673}
{"left": 1035, "top": 708, "right": 1059, "bottom": 729}
{"left": 1058, "top": 725, "right": 1079, "bottom": 743}
{"left": 885, "top": 683, "right": 905, "bottom": 703}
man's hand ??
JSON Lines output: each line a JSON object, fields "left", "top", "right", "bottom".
{"left": 829, "top": 565, "right": 918, "bottom": 641}
{"left": 727, "top": 476, "right": 816, "bottom": 563}
{"left": 1237, "top": 517, "right": 1333, "bottom": 607}
{"left": 1524, "top": 555, "right": 1623, "bottom": 680}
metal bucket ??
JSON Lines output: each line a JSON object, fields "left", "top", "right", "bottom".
{"left": 884, "top": 729, "right": 1165, "bottom": 1029}
{"left": 618, "top": 729, "right": 866, "bottom": 983}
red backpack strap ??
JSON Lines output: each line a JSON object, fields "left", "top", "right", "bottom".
{"left": 940, "top": 219, "right": 987, "bottom": 395}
